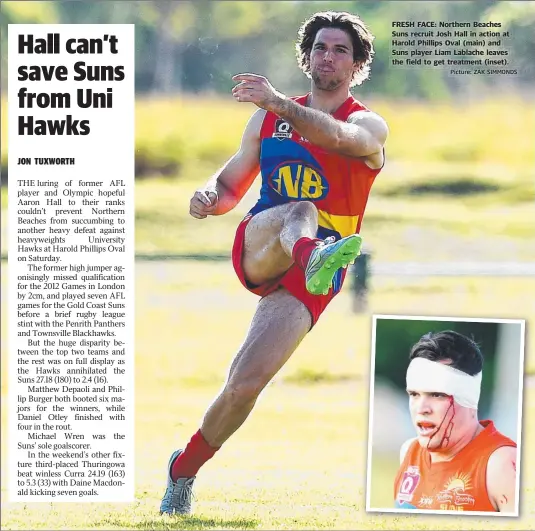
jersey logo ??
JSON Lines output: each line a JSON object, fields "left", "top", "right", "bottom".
{"left": 417, "top": 494, "right": 434, "bottom": 507}
{"left": 273, "top": 120, "right": 293, "bottom": 139}
{"left": 397, "top": 465, "right": 421, "bottom": 503}
{"left": 268, "top": 161, "right": 329, "bottom": 200}
{"left": 437, "top": 473, "right": 475, "bottom": 507}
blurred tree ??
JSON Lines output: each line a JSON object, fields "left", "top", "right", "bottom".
{"left": 0, "top": 1, "right": 59, "bottom": 89}
{"left": 1, "top": 0, "right": 58, "bottom": 23}
{"left": 483, "top": 2, "right": 535, "bottom": 87}
{"left": 151, "top": 1, "right": 182, "bottom": 93}
{"left": 1, "top": 0, "right": 532, "bottom": 99}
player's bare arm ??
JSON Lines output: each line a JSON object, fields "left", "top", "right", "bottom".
{"left": 486, "top": 445, "right": 517, "bottom": 512}
{"left": 232, "top": 73, "right": 388, "bottom": 164}
{"left": 189, "top": 109, "right": 264, "bottom": 219}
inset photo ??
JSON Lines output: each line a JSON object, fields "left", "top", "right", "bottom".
{"left": 366, "top": 315, "right": 525, "bottom": 516}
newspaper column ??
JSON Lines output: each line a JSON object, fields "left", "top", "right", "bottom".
{"left": 8, "top": 24, "right": 135, "bottom": 502}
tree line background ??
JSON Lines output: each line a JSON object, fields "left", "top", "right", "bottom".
{"left": 1, "top": 0, "right": 534, "bottom": 100}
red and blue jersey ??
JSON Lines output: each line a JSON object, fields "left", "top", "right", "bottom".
{"left": 249, "top": 94, "right": 383, "bottom": 242}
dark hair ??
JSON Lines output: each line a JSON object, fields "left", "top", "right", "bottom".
{"left": 409, "top": 330, "right": 483, "bottom": 376}
{"left": 296, "top": 11, "right": 375, "bottom": 87}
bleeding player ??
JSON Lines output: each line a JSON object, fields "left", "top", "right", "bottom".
{"left": 394, "top": 331, "right": 518, "bottom": 513}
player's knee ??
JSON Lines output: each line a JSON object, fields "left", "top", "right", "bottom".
{"left": 287, "top": 200, "right": 318, "bottom": 222}
{"left": 224, "top": 378, "right": 265, "bottom": 407}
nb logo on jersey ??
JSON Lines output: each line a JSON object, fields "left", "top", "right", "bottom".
{"left": 269, "top": 162, "right": 329, "bottom": 200}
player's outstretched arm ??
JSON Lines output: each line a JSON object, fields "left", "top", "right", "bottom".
{"left": 486, "top": 445, "right": 517, "bottom": 513}
{"left": 232, "top": 73, "right": 388, "bottom": 161}
{"left": 276, "top": 100, "right": 387, "bottom": 161}
{"left": 189, "top": 109, "right": 263, "bottom": 219}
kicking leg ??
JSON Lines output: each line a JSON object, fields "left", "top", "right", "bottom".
{"left": 242, "top": 201, "right": 362, "bottom": 294}
{"left": 241, "top": 201, "right": 320, "bottom": 286}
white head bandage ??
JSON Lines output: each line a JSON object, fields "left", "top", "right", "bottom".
{"left": 406, "top": 357, "right": 482, "bottom": 409}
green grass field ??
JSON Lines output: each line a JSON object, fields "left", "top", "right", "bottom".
{"left": 1, "top": 263, "right": 534, "bottom": 529}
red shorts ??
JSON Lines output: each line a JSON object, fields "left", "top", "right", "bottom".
{"left": 231, "top": 214, "right": 345, "bottom": 327}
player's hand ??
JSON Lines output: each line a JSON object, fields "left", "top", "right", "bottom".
{"left": 232, "top": 73, "right": 285, "bottom": 113}
{"left": 189, "top": 189, "right": 218, "bottom": 219}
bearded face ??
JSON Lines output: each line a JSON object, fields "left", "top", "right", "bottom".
{"left": 309, "top": 27, "right": 358, "bottom": 91}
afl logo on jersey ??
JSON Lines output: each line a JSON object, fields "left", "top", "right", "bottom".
{"left": 268, "top": 161, "right": 329, "bottom": 200}
{"left": 273, "top": 120, "right": 293, "bottom": 139}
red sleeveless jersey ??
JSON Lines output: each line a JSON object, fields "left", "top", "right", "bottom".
{"left": 393, "top": 420, "right": 516, "bottom": 512}
{"left": 249, "top": 94, "right": 383, "bottom": 240}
